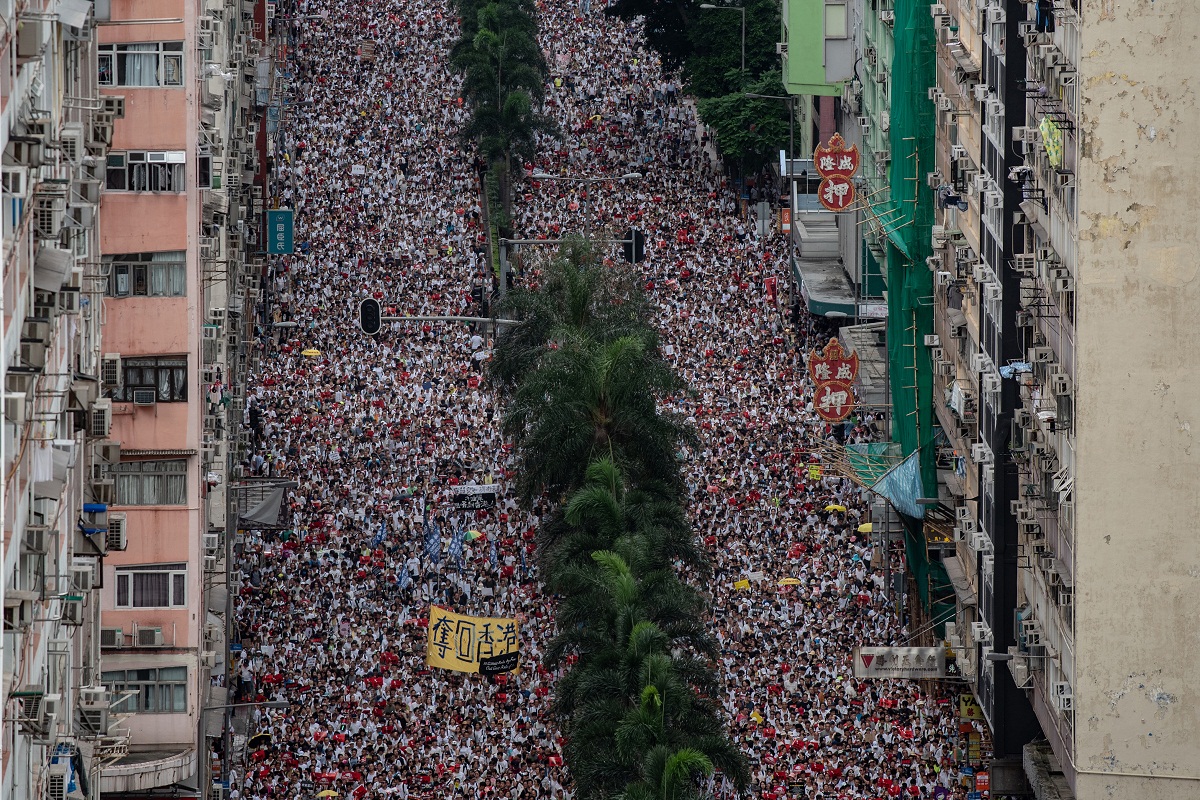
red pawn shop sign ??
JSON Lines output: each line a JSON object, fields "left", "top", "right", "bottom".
{"left": 813, "top": 133, "right": 860, "bottom": 213}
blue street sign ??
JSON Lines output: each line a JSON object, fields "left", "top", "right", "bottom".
{"left": 266, "top": 209, "right": 294, "bottom": 254}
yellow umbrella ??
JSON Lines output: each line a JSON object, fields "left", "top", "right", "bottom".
{"left": 301, "top": 348, "right": 321, "bottom": 357}
{"left": 825, "top": 504, "right": 847, "bottom": 512}
{"left": 778, "top": 577, "right": 802, "bottom": 586}
{"left": 857, "top": 523, "right": 873, "bottom": 533}
{"left": 317, "top": 792, "right": 339, "bottom": 798}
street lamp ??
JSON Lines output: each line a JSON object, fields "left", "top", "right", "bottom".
{"left": 529, "top": 172, "right": 643, "bottom": 243}
{"left": 700, "top": 4, "right": 746, "bottom": 82}
{"left": 200, "top": 701, "right": 290, "bottom": 798}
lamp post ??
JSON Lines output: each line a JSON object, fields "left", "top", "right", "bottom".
{"left": 700, "top": 3, "right": 746, "bottom": 83}
{"left": 200, "top": 701, "right": 290, "bottom": 798}
{"left": 529, "top": 171, "right": 642, "bottom": 245}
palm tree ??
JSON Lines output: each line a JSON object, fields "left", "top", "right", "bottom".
{"left": 538, "top": 458, "right": 708, "bottom": 592}
{"left": 548, "top": 553, "right": 748, "bottom": 800}
{"left": 618, "top": 748, "right": 714, "bottom": 800}
{"left": 490, "top": 239, "right": 652, "bottom": 391}
{"left": 501, "top": 331, "right": 693, "bottom": 504}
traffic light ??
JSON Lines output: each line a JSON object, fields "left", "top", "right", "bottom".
{"left": 359, "top": 298, "right": 381, "bottom": 335}
{"left": 622, "top": 228, "right": 645, "bottom": 264}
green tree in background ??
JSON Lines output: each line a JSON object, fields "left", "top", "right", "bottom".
{"left": 697, "top": 72, "right": 792, "bottom": 174}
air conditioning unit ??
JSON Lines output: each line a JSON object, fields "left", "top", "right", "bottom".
{"left": 971, "top": 620, "right": 992, "bottom": 643}
{"left": 16, "top": 688, "right": 59, "bottom": 737}
{"left": 970, "top": 351, "right": 991, "bottom": 372}
{"left": 132, "top": 388, "right": 157, "bottom": 406}
{"left": 881, "top": 9, "right": 894, "bottom": 22}
{"left": 204, "top": 554, "right": 219, "bottom": 573}
{"left": 971, "top": 442, "right": 994, "bottom": 464}
{"left": 78, "top": 687, "right": 111, "bottom": 734}
{"left": 102, "top": 95, "right": 126, "bottom": 118}
{"left": 137, "top": 627, "right": 165, "bottom": 647}
{"left": 60, "top": 595, "right": 84, "bottom": 626}
{"left": 107, "top": 514, "right": 127, "bottom": 551}
{"left": 22, "top": 525, "right": 49, "bottom": 554}
{"left": 101, "top": 354, "right": 122, "bottom": 390}
{"left": 1014, "top": 409, "right": 1033, "bottom": 428}
{"left": 100, "top": 627, "right": 124, "bottom": 648}
{"left": 986, "top": 6, "right": 1005, "bottom": 23}
{"left": 33, "top": 194, "right": 66, "bottom": 240}
{"left": 1051, "top": 373, "right": 1073, "bottom": 395}
{"left": 201, "top": 651, "right": 218, "bottom": 669}
{"left": 1017, "top": 506, "right": 1037, "bottom": 523}
{"left": 1012, "top": 126, "right": 1038, "bottom": 144}
{"left": 973, "top": 84, "right": 988, "bottom": 102}
{"left": 203, "top": 532, "right": 221, "bottom": 556}
{"left": 1053, "top": 682, "right": 1074, "bottom": 711}
{"left": 981, "top": 372, "right": 1001, "bottom": 394}
{"left": 70, "top": 563, "right": 95, "bottom": 592}
{"left": 1054, "top": 275, "right": 1075, "bottom": 294}
{"left": 935, "top": 360, "right": 954, "bottom": 377}
{"left": 930, "top": 3, "right": 947, "bottom": 18}
{"left": 985, "top": 190, "right": 1004, "bottom": 209}
{"left": 90, "top": 398, "right": 113, "bottom": 437}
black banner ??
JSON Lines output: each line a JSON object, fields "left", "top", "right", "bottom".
{"left": 478, "top": 652, "right": 520, "bottom": 675}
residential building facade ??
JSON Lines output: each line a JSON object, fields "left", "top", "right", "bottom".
{"left": 3, "top": 1, "right": 116, "bottom": 799}
{"left": 919, "top": 0, "right": 1200, "bottom": 796}
{"left": 94, "top": 0, "right": 260, "bottom": 797}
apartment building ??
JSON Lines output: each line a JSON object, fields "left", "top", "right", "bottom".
{"left": 2, "top": 1, "right": 118, "bottom": 799}
{"left": 94, "top": 0, "right": 261, "bottom": 797}
{"left": 919, "top": 0, "right": 1200, "bottom": 796}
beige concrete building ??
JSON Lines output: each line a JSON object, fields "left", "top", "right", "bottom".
{"left": 921, "top": 0, "right": 1200, "bottom": 796}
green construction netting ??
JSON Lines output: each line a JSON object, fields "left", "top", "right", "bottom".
{"left": 885, "top": 0, "right": 944, "bottom": 612}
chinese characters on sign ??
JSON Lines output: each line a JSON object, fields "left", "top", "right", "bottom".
{"left": 813, "top": 133, "right": 860, "bottom": 213}
{"left": 852, "top": 646, "right": 947, "bottom": 679}
{"left": 266, "top": 208, "right": 294, "bottom": 255}
{"left": 426, "top": 606, "right": 520, "bottom": 674}
{"left": 809, "top": 338, "right": 859, "bottom": 422}
{"left": 450, "top": 484, "right": 499, "bottom": 511}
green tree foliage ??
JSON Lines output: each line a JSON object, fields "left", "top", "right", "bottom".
{"left": 683, "top": 0, "right": 781, "bottom": 99}
{"left": 451, "top": 0, "right": 553, "bottom": 211}
{"left": 696, "top": 73, "right": 792, "bottom": 173}
{"left": 489, "top": 243, "right": 747, "bottom": 800}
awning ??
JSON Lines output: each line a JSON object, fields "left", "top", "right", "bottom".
{"left": 57, "top": 0, "right": 92, "bottom": 29}
{"left": 838, "top": 322, "right": 888, "bottom": 408}
{"left": 795, "top": 256, "right": 856, "bottom": 317}
{"left": 242, "top": 486, "right": 287, "bottom": 527}
{"left": 942, "top": 554, "right": 977, "bottom": 607}
{"left": 119, "top": 448, "right": 197, "bottom": 456}
{"left": 35, "top": 246, "right": 73, "bottom": 291}
{"left": 845, "top": 442, "right": 927, "bottom": 519}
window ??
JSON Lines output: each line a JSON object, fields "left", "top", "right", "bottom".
{"left": 114, "top": 564, "right": 187, "bottom": 608}
{"left": 115, "top": 357, "right": 188, "bottom": 403}
{"left": 825, "top": 2, "right": 849, "bottom": 38}
{"left": 106, "top": 252, "right": 186, "bottom": 297}
{"left": 103, "top": 666, "right": 188, "bottom": 713}
{"left": 106, "top": 152, "right": 187, "bottom": 192}
{"left": 98, "top": 42, "right": 184, "bottom": 87}
{"left": 114, "top": 460, "right": 188, "bottom": 505}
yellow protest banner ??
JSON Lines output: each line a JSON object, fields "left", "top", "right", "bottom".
{"left": 733, "top": 579, "right": 751, "bottom": 591}
{"left": 426, "top": 606, "right": 520, "bottom": 675}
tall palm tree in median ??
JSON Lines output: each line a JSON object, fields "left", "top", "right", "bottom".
{"left": 549, "top": 552, "right": 748, "bottom": 800}
{"left": 501, "top": 330, "right": 693, "bottom": 505}
{"left": 490, "top": 238, "right": 653, "bottom": 392}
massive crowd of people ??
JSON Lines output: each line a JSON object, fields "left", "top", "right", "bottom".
{"left": 230, "top": 1, "right": 982, "bottom": 799}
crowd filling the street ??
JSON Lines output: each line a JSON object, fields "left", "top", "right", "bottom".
{"left": 230, "top": 1, "right": 985, "bottom": 799}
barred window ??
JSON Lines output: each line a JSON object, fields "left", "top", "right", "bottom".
{"left": 115, "top": 357, "right": 188, "bottom": 403}
{"left": 106, "top": 152, "right": 187, "bottom": 192}
{"left": 98, "top": 42, "right": 184, "bottom": 87}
